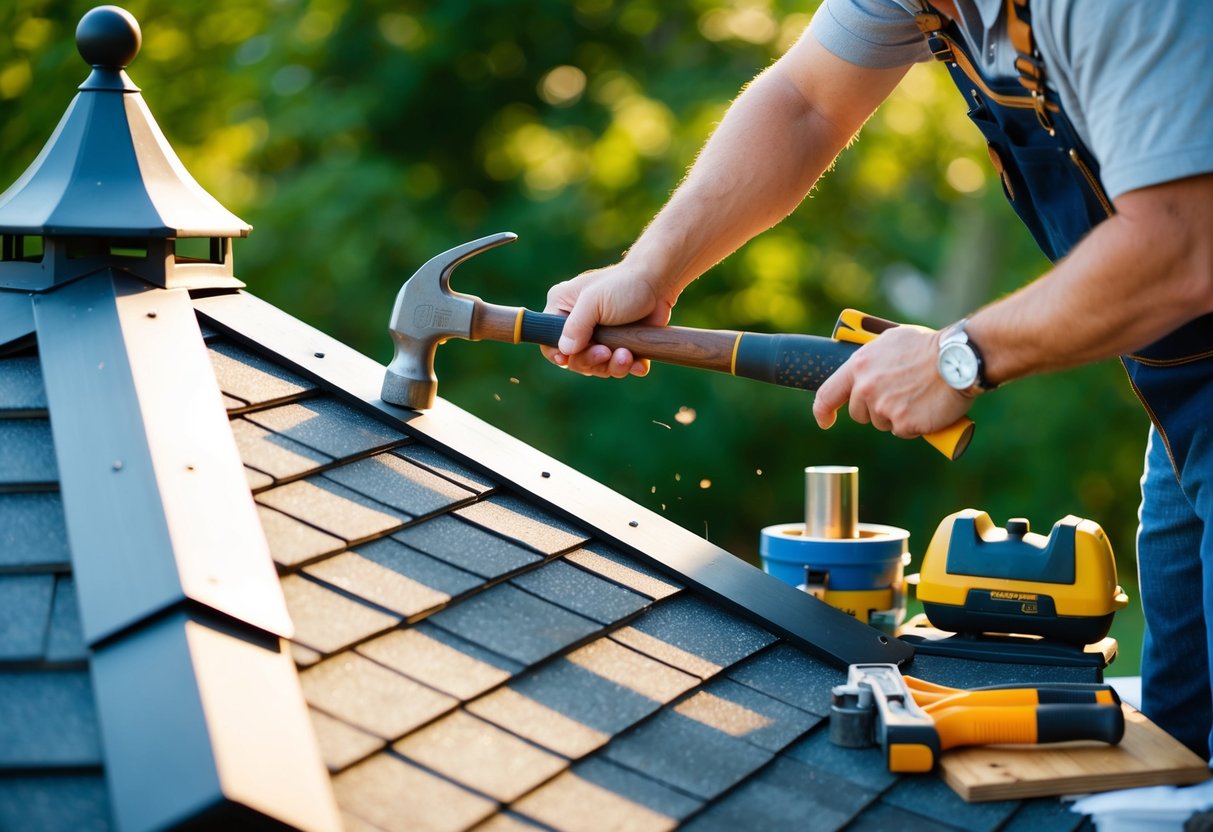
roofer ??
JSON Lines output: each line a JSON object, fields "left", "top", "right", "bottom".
{"left": 539, "top": 1, "right": 1213, "bottom": 758}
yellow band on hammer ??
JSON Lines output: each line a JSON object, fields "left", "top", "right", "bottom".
{"left": 513, "top": 309, "right": 525, "bottom": 344}
{"left": 730, "top": 333, "right": 743, "bottom": 375}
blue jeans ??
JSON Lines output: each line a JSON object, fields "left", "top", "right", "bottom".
{"left": 1138, "top": 426, "right": 1213, "bottom": 759}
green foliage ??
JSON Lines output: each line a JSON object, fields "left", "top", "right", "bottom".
{"left": 0, "top": 0, "right": 1146, "bottom": 668}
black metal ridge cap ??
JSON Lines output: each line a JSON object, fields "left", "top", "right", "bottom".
{"left": 194, "top": 289, "right": 913, "bottom": 671}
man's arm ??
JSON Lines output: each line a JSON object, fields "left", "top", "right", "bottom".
{"left": 543, "top": 33, "right": 910, "bottom": 377}
{"left": 812, "top": 172, "right": 1213, "bottom": 437}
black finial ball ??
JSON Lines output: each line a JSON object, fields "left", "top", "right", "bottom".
{"left": 77, "top": 6, "right": 142, "bottom": 69}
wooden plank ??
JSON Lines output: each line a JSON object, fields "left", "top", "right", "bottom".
{"left": 940, "top": 705, "right": 1210, "bottom": 802}
{"left": 195, "top": 290, "right": 914, "bottom": 670}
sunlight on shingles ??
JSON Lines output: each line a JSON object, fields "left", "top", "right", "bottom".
{"left": 673, "top": 691, "right": 773, "bottom": 738}
{"left": 608, "top": 626, "right": 720, "bottom": 680}
{"left": 512, "top": 771, "right": 677, "bottom": 832}
{"left": 565, "top": 638, "right": 698, "bottom": 702}
{"left": 357, "top": 629, "right": 513, "bottom": 700}
{"left": 467, "top": 687, "right": 610, "bottom": 757}
{"left": 250, "top": 402, "right": 317, "bottom": 432}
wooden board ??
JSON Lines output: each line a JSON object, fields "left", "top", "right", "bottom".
{"left": 941, "top": 705, "right": 1210, "bottom": 802}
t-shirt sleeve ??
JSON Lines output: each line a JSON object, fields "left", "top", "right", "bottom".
{"left": 808, "top": 0, "right": 932, "bottom": 69}
{"left": 1044, "top": 1, "right": 1213, "bottom": 200}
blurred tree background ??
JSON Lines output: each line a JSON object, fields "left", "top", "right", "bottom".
{"left": 0, "top": 0, "right": 1148, "bottom": 671}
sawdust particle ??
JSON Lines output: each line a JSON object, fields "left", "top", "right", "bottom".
{"left": 661, "top": 503, "right": 666, "bottom": 511}
{"left": 650, "top": 486, "right": 656, "bottom": 494}
{"left": 756, "top": 468, "right": 763, "bottom": 476}
{"left": 699, "top": 479, "right": 711, "bottom": 489}
{"left": 493, "top": 393, "right": 501, "bottom": 401}
{"left": 509, "top": 377, "right": 520, "bottom": 384}
{"left": 674, "top": 473, "right": 681, "bottom": 482}
{"left": 674, "top": 406, "right": 696, "bottom": 426}
{"left": 652, "top": 420, "right": 672, "bottom": 430}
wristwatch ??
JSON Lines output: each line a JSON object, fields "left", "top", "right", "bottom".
{"left": 937, "top": 319, "right": 994, "bottom": 396}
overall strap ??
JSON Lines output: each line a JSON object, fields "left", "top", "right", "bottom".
{"left": 1006, "top": 0, "right": 1055, "bottom": 134}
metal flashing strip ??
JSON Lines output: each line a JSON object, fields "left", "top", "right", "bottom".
{"left": 196, "top": 291, "right": 912, "bottom": 669}
{"left": 91, "top": 610, "right": 340, "bottom": 832}
{"left": 33, "top": 271, "right": 290, "bottom": 645}
{"left": 0, "top": 291, "right": 35, "bottom": 351}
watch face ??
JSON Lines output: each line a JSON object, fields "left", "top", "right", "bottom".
{"left": 939, "top": 342, "right": 979, "bottom": 390}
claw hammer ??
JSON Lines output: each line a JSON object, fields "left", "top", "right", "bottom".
{"left": 380, "top": 232, "right": 974, "bottom": 460}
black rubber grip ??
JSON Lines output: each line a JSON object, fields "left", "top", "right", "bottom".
{"left": 1034, "top": 688, "right": 1118, "bottom": 705}
{"left": 733, "top": 333, "right": 858, "bottom": 391}
{"left": 519, "top": 310, "right": 567, "bottom": 346}
{"left": 1036, "top": 704, "right": 1125, "bottom": 745}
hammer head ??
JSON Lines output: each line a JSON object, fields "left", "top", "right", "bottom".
{"left": 381, "top": 232, "right": 518, "bottom": 409}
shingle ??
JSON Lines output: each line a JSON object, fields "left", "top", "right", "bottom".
{"left": 1001, "top": 798, "right": 1087, "bottom": 832}
{"left": 223, "top": 393, "right": 246, "bottom": 411}
{"left": 207, "top": 340, "right": 314, "bottom": 405}
{"left": 0, "top": 492, "right": 70, "bottom": 570}
{"left": 564, "top": 545, "right": 682, "bottom": 600}
{"left": 257, "top": 478, "right": 406, "bottom": 544}
{"left": 455, "top": 495, "right": 589, "bottom": 555}
{"left": 280, "top": 574, "right": 399, "bottom": 655}
{"left": 323, "top": 453, "right": 473, "bottom": 518}
{"left": 511, "top": 559, "right": 650, "bottom": 624}
{"left": 0, "top": 671, "right": 102, "bottom": 766}
{"left": 0, "top": 419, "right": 58, "bottom": 486}
{"left": 0, "top": 356, "right": 48, "bottom": 414}
{"left": 474, "top": 813, "right": 545, "bottom": 832}
{"left": 301, "top": 652, "right": 457, "bottom": 740}
{"left": 513, "top": 757, "right": 702, "bottom": 832}
{"left": 309, "top": 707, "right": 385, "bottom": 773}
{"left": 304, "top": 551, "right": 450, "bottom": 619}
{"left": 356, "top": 623, "right": 522, "bottom": 701}
{"left": 845, "top": 801, "right": 968, "bottom": 832}
{"left": 244, "top": 466, "right": 273, "bottom": 490}
{"left": 291, "top": 642, "right": 323, "bottom": 668}
{"left": 256, "top": 505, "right": 345, "bottom": 569}
{"left": 45, "top": 575, "right": 87, "bottom": 663}
{"left": 354, "top": 537, "right": 485, "bottom": 599}
{"left": 0, "top": 774, "right": 113, "bottom": 832}
{"left": 602, "top": 709, "right": 774, "bottom": 800}
{"left": 672, "top": 678, "right": 819, "bottom": 752}
{"left": 563, "top": 637, "right": 699, "bottom": 704}
{"left": 782, "top": 724, "right": 898, "bottom": 794}
{"left": 334, "top": 752, "right": 496, "bottom": 832}
{"left": 393, "top": 514, "right": 542, "bottom": 579}
{"left": 469, "top": 655, "right": 684, "bottom": 757}
{"left": 0, "top": 573, "right": 55, "bottom": 660}
{"left": 683, "top": 757, "right": 875, "bottom": 832}
{"left": 229, "top": 417, "right": 332, "bottom": 481}
{"left": 427, "top": 583, "right": 601, "bottom": 666}
{"left": 880, "top": 773, "right": 1020, "bottom": 832}
{"left": 243, "top": 398, "right": 403, "bottom": 459}
{"left": 392, "top": 444, "right": 496, "bottom": 495}
{"left": 725, "top": 643, "right": 845, "bottom": 716}
{"left": 394, "top": 710, "right": 568, "bottom": 803}
{"left": 904, "top": 653, "right": 1099, "bottom": 687}
{"left": 466, "top": 686, "right": 611, "bottom": 759}
{"left": 610, "top": 596, "right": 777, "bottom": 680}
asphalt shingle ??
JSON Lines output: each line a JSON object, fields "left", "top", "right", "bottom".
{"left": 323, "top": 452, "right": 473, "bottom": 519}
{"left": 391, "top": 444, "right": 496, "bottom": 495}
{"left": 255, "top": 505, "right": 345, "bottom": 569}
{"left": 257, "top": 478, "right": 406, "bottom": 544}
{"left": 426, "top": 583, "right": 600, "bottom": 666}
{"left": 610, "top": 596, "right": 777, "bottom": 680}
{"left": 563, "top": 637, "right": 699, "bottom": 704}
{"left": 300, "top": 651, "right": 457, "bottom": 740}
{"left": 0, "top": 671, "right": 102, "bottom": 767}
{"left": 0, "top": 492, "right": 70, "bottom": 570}
{"left": 304, "top": 551, "right": 450, "bottom": 620}
{"left": 334, "top": 752, "right": 496, "bottom": 832}
{"left": 513, "top": 757, "right": 702, "bottom": 832}
{"left": 393, "top": 514, "right": 542, "bottom": 579}
{"left": 207, "top": 340, "right": 314, "bottom": 406}
{"left": 683, "top": 757, "right": 875, "bottom": 832}
{"left": 356, "top": 623, "right": 522, "bottom": 701}
{"left": 353, "top": 537, "right": 484, "bottom": 599}
{"left": 725, "top": 642, "right": 846, "bottom": 717}
{"left": 394, "top": 710, "right": 568, "bottom": 803}
{"left": 601, "top": 709, "right": 774, "bottom": 801}
{"left": 511, "top": 559, "right": 650, "bottom": 625}
{"left": 0, "top": 356, "right": 48, "bottom": 414}
{"left": 564, "top": 545, "right": 683, "bottom": 601}
{"left": 455, "top": 495, "right": 589, "bottom": 555}
{"left": 0, "top": 774, "right": 113, "bottom": 832}
{"left": 280, "top": 574, "right": 399, "bottom": 655}
{"left": 1001, "top": 798, "right": 1088, "bottom": 832}
{"left": 880, "top": 773, "right": 1020, "bottom": 832}
{"left": 0, "top": 419, "right": 58, "bottom": 486}
{"left": 0, "top": 573, "right": 55, "bottom": 660}
{"left": 783, "top": 724, "right": 898, "bottom": 795}
{"left": 672, "top": 678, "right": 819, "bottom": 753}
{"left": 844, "top": 801, "right": 968, "bottom": 832}
{"left": 308, "top": 707, "right": 385, "bottom": 773}
{"left": 466, "top": 685, "right": 611, "bottom": 759}
{"left": 45, "top": 576, "right": 87, "bottom": 663}
{"left": 229, "top": 417, "right": 332, "bottom": 481}
{"left": 243, "top": 398, "right": 403, "bottom": 459}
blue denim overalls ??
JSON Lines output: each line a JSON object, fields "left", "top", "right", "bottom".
{"left": 917, "top": 0, "right": 1213, "bottom": 758}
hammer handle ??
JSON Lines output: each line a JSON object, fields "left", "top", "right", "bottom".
{"left": 473, "top": 304, "right": 972, "bottom": 459}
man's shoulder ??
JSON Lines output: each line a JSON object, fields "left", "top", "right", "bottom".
{"left": 810, "top": 0, "right": 930, "bottom": 69}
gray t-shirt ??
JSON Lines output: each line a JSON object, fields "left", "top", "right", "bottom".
{"left": 809, "top": 0, "right": 1213, "bottom": 200}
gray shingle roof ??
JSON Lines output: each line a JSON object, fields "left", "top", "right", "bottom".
{"left": 0, "top": 298, "right": 1099, "bottom": 832}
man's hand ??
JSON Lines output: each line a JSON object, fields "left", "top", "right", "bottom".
{"left": 540, "top": 262, "right": 676, "bottom": 378}
{"left": 812, "top": 325, "right": 975, "bottom": 437}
